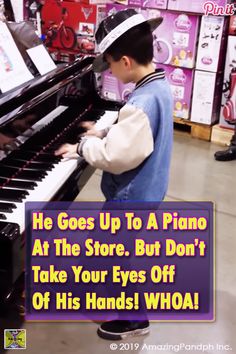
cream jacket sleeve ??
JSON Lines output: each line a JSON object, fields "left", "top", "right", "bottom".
{"left": 81, "top": 104, "right": 154, "bottom": 174}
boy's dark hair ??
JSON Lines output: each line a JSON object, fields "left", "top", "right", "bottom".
{"left": 105, "top": 22, "right": 153, "bottom": 65}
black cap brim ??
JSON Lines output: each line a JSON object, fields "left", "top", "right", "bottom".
{"left": 93, "top": 16, "right": 163, "bottom": 73}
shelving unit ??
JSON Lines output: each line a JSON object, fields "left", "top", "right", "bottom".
{"left": 211, "top": 124, "right": 233, "bottom": 145}
{"left": 174, "top": 118, "right": 213, "bottom": 141}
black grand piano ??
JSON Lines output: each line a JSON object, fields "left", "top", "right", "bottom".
{"left": 0, "top": 56, "right": 120, "bottom": 306}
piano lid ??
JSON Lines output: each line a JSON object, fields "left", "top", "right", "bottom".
{"left": 0, "top": 55, "right": 94, "bottom": 127}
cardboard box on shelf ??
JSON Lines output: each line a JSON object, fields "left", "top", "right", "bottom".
{"left": 142, "top": 9, "right": 200, "bottom": 69}
{"left": 142, "top": 0, "right": 168, "bottom": 9}
{"left": 219, "top": 36, "right": 236, "bottom": 130}
{"left": 24, "top": 0, "right": 41, "bottom": 21}
{"left": 157, "top": 64, "right": 194, "bottom": 119}
{"left": 101, "top": 71, "right": 135, "bottom": 102}
{"left": 196, "top": 15, "right": 227, "bottom": 73}
{"left": 229, "top": 15, "right": 236, "bottom": 36}
{"left": 167, "top": 0, "right": 229, "bottom": 14}
{"left": 191, "top": 70, "right": 223, "bottom": 125}
{"left": 41, "top": 1, "right": 106, "bottom": 53}
{"left": 66, "top": 0, "right": 113, "bottom": 4}
{"left": 106, "top": 3, "right": 135, "bottom": 15}
{"left": 112, "top": 0, "right": 167, "bottom": 8}
{"left": 211, "top": 124, "right": 233, "bottom": 146}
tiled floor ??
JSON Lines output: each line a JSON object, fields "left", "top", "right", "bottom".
{"left": 1, "top": 132, "right": 236, "bottom": 353}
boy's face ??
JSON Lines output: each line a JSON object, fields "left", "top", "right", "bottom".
{"left": 104, "top": 54, "right": 133, "bottom": 84}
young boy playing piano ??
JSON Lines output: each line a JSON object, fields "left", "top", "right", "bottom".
{"left": 55, "top": 8, "right": 173, "bottom": 340}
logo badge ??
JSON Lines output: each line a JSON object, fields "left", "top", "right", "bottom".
{"left": 81, "top": 7, "right": 93, "bottom": 20}
{"left": 4, "top": 329, "right": 26, "bottom": 350}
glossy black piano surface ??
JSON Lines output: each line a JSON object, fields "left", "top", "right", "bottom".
{"left": 0, "top": 56, "right": 121, "bottom": 305}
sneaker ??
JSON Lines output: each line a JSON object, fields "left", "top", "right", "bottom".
{"left": 97, "top": 320, "right": 150, "bottom": 340}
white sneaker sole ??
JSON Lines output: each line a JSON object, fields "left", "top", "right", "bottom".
{"left": 97, "top": 326, "right": 150, "bottom": 340}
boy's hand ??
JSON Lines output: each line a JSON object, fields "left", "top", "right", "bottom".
{"left": 54, "top": 121, "right": 108, "bottom": 159}
{"left": 54, "top": 143, "right": 78, "bottom": 159}
{"left": 79, "top": 121, "right": 106, "bottom": 139}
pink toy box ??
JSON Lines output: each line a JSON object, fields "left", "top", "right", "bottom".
{"left": 142, "top": 9, "right": 199, "bottom": 68}
{"left": 158, "top": 64, "right": 194, "bottom": 119}
{"left": 167, "top": 0, "right": 229, "bottom": 15}
{"left": 129, "top": 0, "right": 168, "bottom": 9}
{"left": 114, "top": 0, "right": 168, "bottom": 9}
{"left": 101, "top": 71, "right": 135, "bottom": 102}
{"left": 229, "top": 15, "right": 236, "bottom": 36}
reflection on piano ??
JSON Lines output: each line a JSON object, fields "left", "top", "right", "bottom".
{"left": 0, "top": 56, "right": 121, "bottom": 305}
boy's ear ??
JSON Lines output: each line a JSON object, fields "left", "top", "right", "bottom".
{"left": 121, "top": 56, "right": 132, "bottom": 70}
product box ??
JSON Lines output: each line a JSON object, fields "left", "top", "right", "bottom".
{"left": 158, "top": 64, "right": 194, "bottom": 119}
{"left": 24, "top": 0, "right": 41, "bottom": 21}
{"left": 196, "top": 15, "right": 227, "bottom": 73}
{"left": 78, "top": 0, "right": 113, "bottom": 5}
{"left": 219, "top": 36, "right": 236, "bottom": 130}
{"left": 142, "top": 9, "right": 199, "bottom": 68}
{"left": 11, "top": 0, "right": 24, "bottom": 22}
{"left": 141, "top": 0, "right": 168, "bottom": 9}
{"left": 191, "top": 70, "right": 223, "bottom": 125}
{"left": 101, "top": 71, "right": 135, "bottom": 102}
{"left": 129, "top": 0, "right": 168, "bottom": 9}
{"left": 41, "top": 1, "right": 106, "bottom": 53}
{"left": 106, "top": 3, "right": 135, "bottom": 15}
{"left": 23, "top": 0, "right": 43, "bottom": 35}
{"left": 167, "top": 0, "right": 229, "bottom": 14}
{"left": 112, "top": 0, "right": 167, "bottom": 9}
{"left": 229, "top": 15, "right": 236, "bottom": 36}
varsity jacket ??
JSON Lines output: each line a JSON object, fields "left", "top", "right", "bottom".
{"left": 80, "top": 69, "right": 173, "bottom": 201}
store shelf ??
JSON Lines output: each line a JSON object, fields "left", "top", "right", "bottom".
{"left": 174, "top": 117, "right": 212, "bottom": 141}
{"left": 211, "top": 124, "right": 234, "bottom": 146}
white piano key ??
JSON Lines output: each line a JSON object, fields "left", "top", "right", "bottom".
{"left": 95, "top": 110, "right": 118, "bottom": 130}
{"left": 0, "top": 109, "right": 119, "bottom": 233}
{"left": 0, "top": 158, "right": 80, "bottom": 232}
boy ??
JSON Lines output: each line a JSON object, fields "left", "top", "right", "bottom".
{"left": 55, "top": 8, "right": 173, "bottom": 339}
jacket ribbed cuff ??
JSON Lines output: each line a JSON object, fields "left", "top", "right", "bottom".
{"left": 76, "top": 138, "right": 87, "bottom": 158}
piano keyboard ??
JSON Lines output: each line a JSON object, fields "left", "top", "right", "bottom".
{"left": 0, "top": 106, "right": 118, "bottom": 233}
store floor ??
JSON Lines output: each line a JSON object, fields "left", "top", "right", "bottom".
{"left": 1, "top": 132, "right": 236, "bottom": 353}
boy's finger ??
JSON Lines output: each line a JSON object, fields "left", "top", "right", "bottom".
{"left": 62, "top": 152, "right": 73, "bottom": 159}
{"left": 55, "top": 145, "right": 68, "bottom": 156}
{"left": 79, "top": 130, "right": 93, "bottom": 136}
{"left": 80, "top": 121, "right": 95, "bottom": 129}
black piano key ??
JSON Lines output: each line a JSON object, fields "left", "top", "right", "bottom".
{"left": 2, "top": 159, "right": 54, "bottom": 171}
{"left": 0, "top": 202, "right": 17, "bottom": 213}
{"left": 82, "top": 109, "right": 105, "bottom": 121}
{"left": 10, "top": 150, "right": 61, "bottom": 163}
{"left": 34, "top": 156, "right": 61, "bottom": 164}
{"left": 43, "top": 147, "right": 58, "bottom": 153}
{"left": 28, "top": 161, "right": 54, "bottom": 171}
{"left": 17, "top": 169, "right": 47, "bottom": 181}
{"left": 0, "top": 165, "right": 46, "bottom": 182}
{"left": 0, "top": 213, "right": 7, "bottom": 220}
{"left": 0, "top": 166, "right": 20, "bottom": 178}
{"left": 0, "top": 178, "right": 37, "bottom": 190}
{"left": 9, "top": 150, "right": 36, "bottom": 159}
{"left": 0, "top": 189, "right": 29, "bottom": 202}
